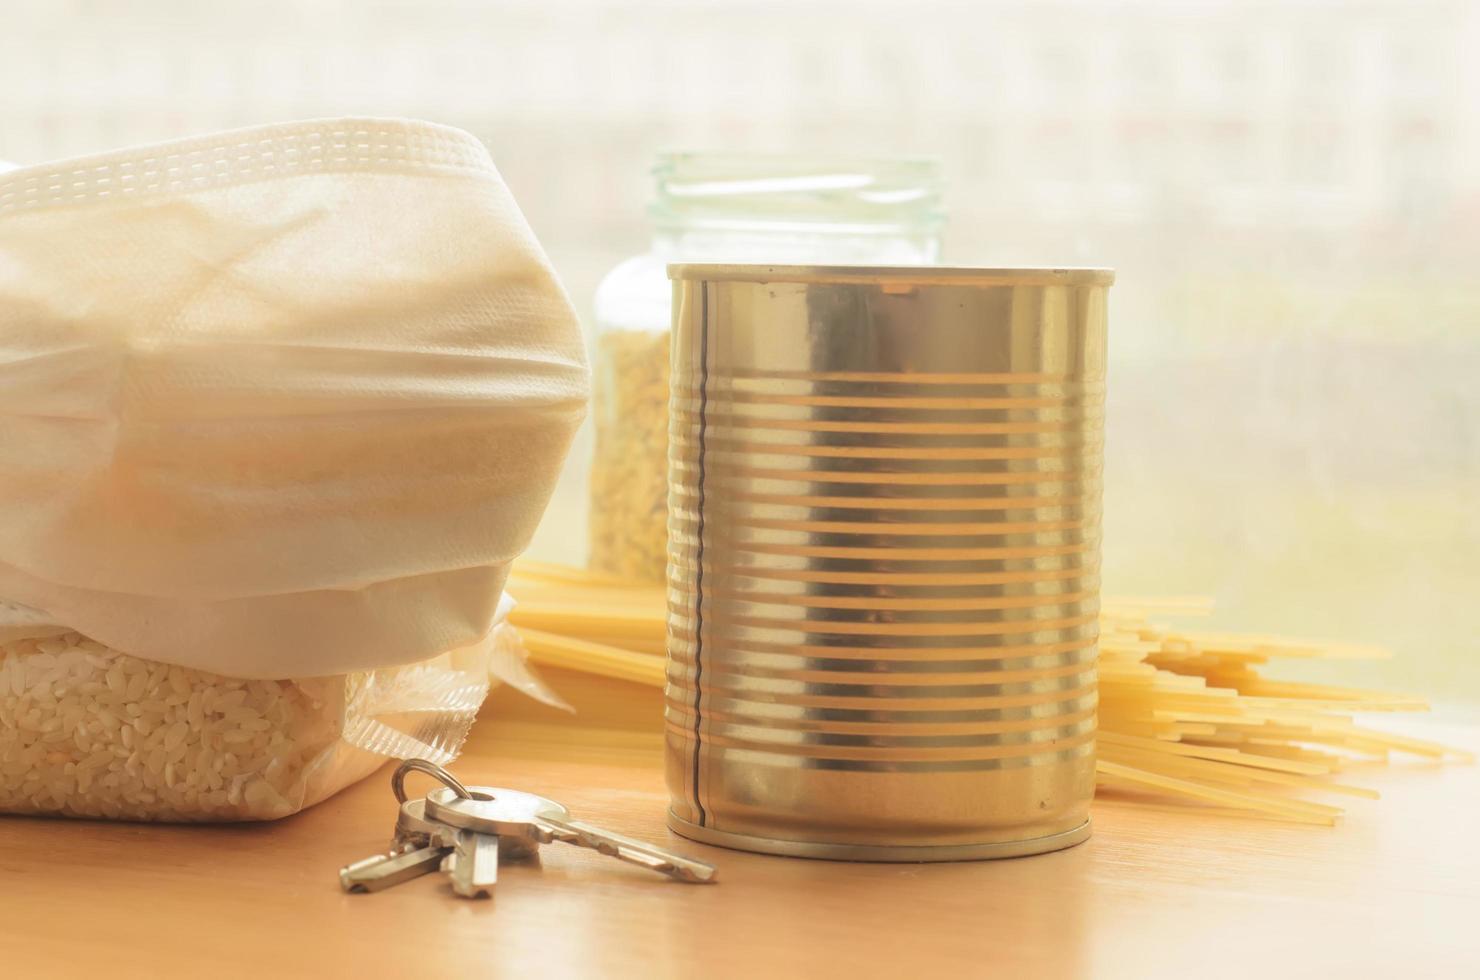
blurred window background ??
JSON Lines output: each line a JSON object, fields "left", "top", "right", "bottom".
{"left": 3, "top": 0, "right": 1478, "bottom": 704}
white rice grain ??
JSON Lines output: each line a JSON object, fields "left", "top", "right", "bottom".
{"left": 0, "top": 632, "right": 343, "bottom": 821}
{"left": 0, "top": 629, "right": 480, "bottom": 822}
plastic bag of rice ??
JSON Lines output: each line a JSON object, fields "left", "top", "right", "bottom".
{"left": 0, "top": 614, "right": 516, "bottom": 821}
{"left": 0, "top": 119, "right": 588, "bottom": 820}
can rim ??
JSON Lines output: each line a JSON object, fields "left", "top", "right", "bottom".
{"left": 667, "top": 811, "right": 1093, "bottom": 862}
{"left": 667, "top": 263, "right": 1114, "bottom": 286}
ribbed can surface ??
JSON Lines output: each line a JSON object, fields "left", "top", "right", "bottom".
{"left": 665, "top": 264, "right": 1112, "bottom": 861}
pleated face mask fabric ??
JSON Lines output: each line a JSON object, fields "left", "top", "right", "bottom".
{"left": 0, "top": 119, "right": 589, "bottom": 678}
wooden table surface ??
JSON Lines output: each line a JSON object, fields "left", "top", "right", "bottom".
{"left": 3, "top": 670, "right": 1478, "bottom": 980}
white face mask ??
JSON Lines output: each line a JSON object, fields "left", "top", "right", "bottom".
{"left": 0, "top": 118, "right": 589, "bottom": 678}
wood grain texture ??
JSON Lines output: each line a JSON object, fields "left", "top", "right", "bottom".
{"left": 2, "top": 669, "right": 1477, "bottom": 980}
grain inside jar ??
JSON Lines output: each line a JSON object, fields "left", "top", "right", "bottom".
{"left": 588, "top": 328, "right": 671, "bottom": 582}
{"left": 587, "top": 154, "right": 944, "bottom": 581}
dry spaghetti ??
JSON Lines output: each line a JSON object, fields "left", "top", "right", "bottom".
{"left": 507, "top": 560, "right": 1471, "bottom": 825}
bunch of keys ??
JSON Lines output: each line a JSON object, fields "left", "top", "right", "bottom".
{"left": 339, "top": 759, "right": 718, "bottom": 898}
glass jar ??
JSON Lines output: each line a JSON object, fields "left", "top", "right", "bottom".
{"left": 588, "top": 153, "right": 945, "bottom": 582}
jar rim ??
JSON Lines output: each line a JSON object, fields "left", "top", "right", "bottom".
{"left": 654, "top": 150, "right": 943, "bottom": 177}
{"left": 667, "top": 263, "right": 1115, "bottom": 287}
{"left": 650, "top": 152, "right": 945, "bottom": 230}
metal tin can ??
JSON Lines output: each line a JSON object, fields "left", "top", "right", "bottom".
{"left": 664, "top": 263, "right": 1113, "bottom": 861}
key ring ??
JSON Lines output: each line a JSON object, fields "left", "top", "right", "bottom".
{"left": 391, "top": 758, "right": 474, "bottom": 804}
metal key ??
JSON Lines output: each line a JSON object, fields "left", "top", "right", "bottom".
{"left": 392, "top": 798, "right": 452, "bottom": 852}
{"left": 425, "top": 786, "right": 718, "bottom": 884}
{"left": 442, "top": 829, "right": 500, "bottom": 898}
{"left": 340, "top": 843, "right": 452, "bottom": 893}
{"left": 395, "top": 797, "right": 536, "bottom": 861}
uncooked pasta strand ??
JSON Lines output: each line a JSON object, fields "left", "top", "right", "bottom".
{"left": 1094, "top": 761, "right": 1339, "bottom": 825}
{"left": 1098, "top": 742, "right": 1380, "bottom": 800}
{"left": 506, "top": 560, "right": 1471, "bottom": 823}
{"left": 512, "top": 560, "right": 647, "bottom": 590}
{"left": 518, "top": 629, "right": 667, "bottom": 688}
{"left": 1228, "top": 679, "right": 1428, "bottom": 708}
{"left": 508, "top": 604, "right": 668, "bottom": 639}
{"left": 1096, "top": 732, "right": 1332, "bottom": 775}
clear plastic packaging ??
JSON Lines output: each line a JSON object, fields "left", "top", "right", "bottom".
{"left": 589, "top": 153, "right": 945, "bottom": 582}
{"left": 0, "top": 624, "right": 512, "bottom": 822}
